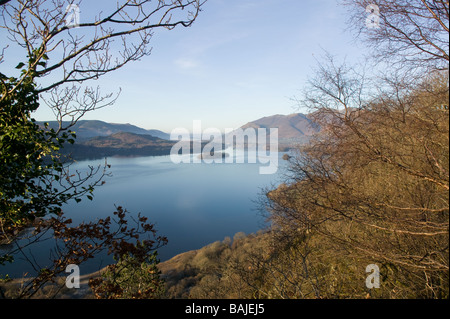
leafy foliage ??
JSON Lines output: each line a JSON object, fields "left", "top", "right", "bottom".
{"left": 90, "top": 250, "right": 165, "bottom": 299}
{"left": 0, "top": 66, "right": 105, "bottom": 265}
{"left": 0, "top": 206, "right": 167, "bottom": 299}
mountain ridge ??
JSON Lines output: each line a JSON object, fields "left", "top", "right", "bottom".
{"left": 60, "top": 131, "right": 176, "bottom": 160}
{"left": 37, "top": 120, "right": 170, "bottom": 141}
{"left": 228, "top": 112, "right": 321, "bottom": 150}
{"left": 239, "top": 113, "right": 320, "bottom": 140}
{"left": 45, "top": 113, "right": 321, "bottom": 160}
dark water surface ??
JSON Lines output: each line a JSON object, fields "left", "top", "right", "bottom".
{"left": 1, "top": 151, "right": 285, "bottom": 278}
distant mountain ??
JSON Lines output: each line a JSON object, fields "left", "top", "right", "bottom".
{"left": 60, "top": 132, "right": 176, "bottom": 160}
{"left": 228, "top": 113, "right": 321, "bottom": 150}
{"left": 83, "top": 132, "right": 175, "bottom": 149}
{"left": 37, "top": 120, "right": 170, "bottom": 141}
{"left": 241, "top": 113, "right": 320, "bottom": 139}
{"left": 60, "top": 132, "right": 223, "bottom": 161}
{"left": 43, "top": 114, "right": 320, "bottom": 160}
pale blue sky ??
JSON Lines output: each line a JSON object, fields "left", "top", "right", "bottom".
{"left": 10, "top": 0, "right": 369, "bottom": 132}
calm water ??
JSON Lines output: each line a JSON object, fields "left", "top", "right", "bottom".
{"left": 1, "top": 151, "right": 285, "bottom": 278}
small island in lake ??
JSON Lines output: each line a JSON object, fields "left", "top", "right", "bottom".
{"left": 197, "top": 152, "right": 230, "bottom": 160}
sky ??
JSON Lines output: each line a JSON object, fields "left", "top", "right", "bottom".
{"left": 3, "top": 0, "right": 370, "bottom": 133}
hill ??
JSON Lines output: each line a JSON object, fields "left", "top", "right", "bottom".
{"left": 83, "top": 131, "right": 174, "bottom": 149}
{"left": 44, "top": 113, "right": 321, "bottom": 159}
{"left": 228, "top": 113, "right": 321, "bottom": 150}
{"left": 60, "top": 132, "right": 176, "bottom": 160}
{"left": 60, "top": 132, "right": 221, "bottom": 160}
{"left": 37, "top": 120, "right": 170, "bottom": 141}
{"left": 241, "top": 113, "right": 319, "bottom": 139}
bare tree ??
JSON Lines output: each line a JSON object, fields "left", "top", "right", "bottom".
{"left": 343, "top": 0, "right": 449, "bottom": 72}
{"left": 1, "top": 0, "right": 206, "bottom": 127}
{"left": 260, "top": 0, "right": 449, "bottom": 298}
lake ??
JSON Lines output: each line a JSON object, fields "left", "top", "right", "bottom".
{"left": 1, "top": 150, "right": 286, "bottom": 278}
